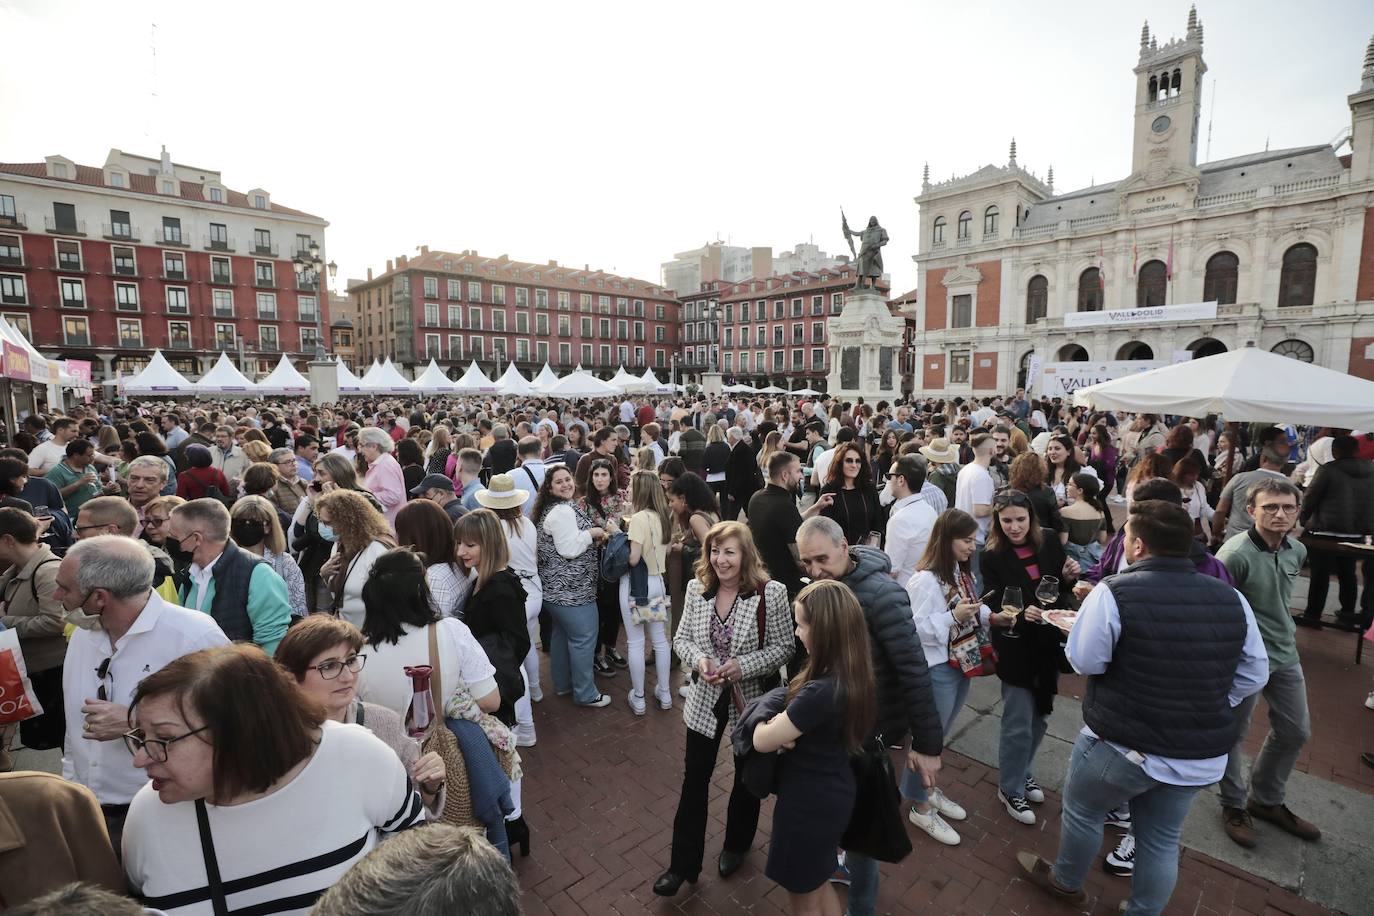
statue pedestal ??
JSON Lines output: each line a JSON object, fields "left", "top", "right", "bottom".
{"left": 826, "top": 287, "right": 904, "bottom": 402}
{"left": 701, "top": 371, "right": 722, "bottom": 398}
{"left": 309, "top": 360, "right": 339, "bottom": 404}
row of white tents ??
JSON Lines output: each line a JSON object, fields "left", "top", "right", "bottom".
{"left": 118, "top": 351, "right": 684, "bottom": 399}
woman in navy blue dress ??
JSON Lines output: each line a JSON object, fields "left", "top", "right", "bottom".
{"left": 753, "top": 579, "right": 876, "bottom": 916}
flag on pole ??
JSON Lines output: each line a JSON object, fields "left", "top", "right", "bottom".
{"left": 1131, "top": 234, "right": 1138, "bottom": 277}
{"left": 1097, "top": 241, "right": 1106, "bottom": 292}
{"left": 1166, "top": 230, "right": 1175, "bottom": 280}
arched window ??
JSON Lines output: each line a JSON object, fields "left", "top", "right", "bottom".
{"left": 1148, "top": 75, "right": 1158, "bottom": 100}
{"left": 932, "top": 216, "right": 946, "bottom": 245}
{"left": 1116, "top": 341, "right": 1154, "bottom": 360}
{"left": 1137, "top": 259, "right": 1167, "bottom": 308}
{"left": 1057, "top": 344, "right": 1089, "bottom": 362}
{"left": 983, "top": 206, "right": 999, "bottom": 237}
{"left": 1077, "top": 268, "right": 1103, "bottom": 312}
{"left": 1202, "top": 251, "right": 1239, "bottom": 305}
{"left": 1278, "top": 243, "right": 1317, "bottom": 307}
{"left": 1171, "top": 69, "right": 1181, "bottom": 96}
{"left": 957, "top": 211, "right": 971, "bottom": 240}
{"left": 1026, "top": 275, "right": 1048, "bottom": 323}
{"left": 1271, "top": 339, "right": 1315, "bottom": 363}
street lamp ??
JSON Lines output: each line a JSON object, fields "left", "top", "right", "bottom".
{"left": 292, "top": 240, "right": 337, "bottom": 362}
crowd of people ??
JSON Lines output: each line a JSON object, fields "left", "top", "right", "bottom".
{"left": 0, "top": 387, "right": 1370, "bottom": 915}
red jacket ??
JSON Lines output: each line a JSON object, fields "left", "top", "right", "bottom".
{"left": 176, "top": 465, "right": 231, "bottom": 501}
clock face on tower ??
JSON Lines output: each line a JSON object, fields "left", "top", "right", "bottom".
{"left": 1151, "top": 115, "right": 1172, "bottom": 134}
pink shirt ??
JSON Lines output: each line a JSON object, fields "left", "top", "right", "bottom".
{"left": 365, "top": 451, "right": 406, "bottom": 528}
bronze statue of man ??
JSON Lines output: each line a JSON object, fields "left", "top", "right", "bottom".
{"left": 843, "top": 214, "right": 888, "bottom": 289}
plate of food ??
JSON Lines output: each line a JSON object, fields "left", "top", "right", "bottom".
{"left": 1043, "top": 609, "right": 1079, "bottom": 634}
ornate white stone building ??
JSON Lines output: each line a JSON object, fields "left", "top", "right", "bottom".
{"left": 911, "top": 9, "right": 1374, "bottom": 397}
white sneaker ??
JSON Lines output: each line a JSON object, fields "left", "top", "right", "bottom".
{"left": 908, "top": 806, "right": 961, "bottom": 846}
{"left": 1024, "top": 776, "right": 1046, "bottom": 804}
{"left": 1366, "top": 691, "right": 1374, "bottom": 710}
{"left": 999, "top": 790, "right": 1036, "bottom": 825}
{"left": 514, "top": 724, "right": 537, "bottom": 748}
{"left": 628, "top": 690, "right": 646, "bottom": 716}
{"left": 655, "top": 689, "right": 673, "bottom": 710}
{"left": 1108, "top": 493, "right": 1126, "bottom": 504}
{"left": 928, "top": 787, "right": 967, "bottom": 821}
{"left": 529, "top": 685, "right": 543, "bottom": 703}
{"left": 678, "top": 684, "right": 691, "bottom": 699}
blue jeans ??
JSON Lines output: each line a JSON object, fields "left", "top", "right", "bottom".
{"left": 845, "top": 850, "right": 880, "bottom": 916}
{"left": 998, "top": 682, "right": 1049, "bottom": 797}
{"left": 546, "top": 600, "right": 600, "bottom": 704}
{"left": 901, "top": 662, "right": 970, "bottom": 802}
{"left": 1053, "top": 734, "right": 1201, "bottom": 916}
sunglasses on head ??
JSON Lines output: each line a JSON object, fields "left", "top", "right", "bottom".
{"left": 993, "top": 492, "right": 1031, "bottom": 510}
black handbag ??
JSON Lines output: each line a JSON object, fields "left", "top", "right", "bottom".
{"left": 839, "top": 737, "right": 913, "bottom": 864}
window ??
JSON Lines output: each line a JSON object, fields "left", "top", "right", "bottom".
{"left": 581, "top": 343, "right": 593, "bottom": 365}
{"left": 109, "top": 210, "right": 132, "bottom": 238}
{"left": 470, "top": 336, "right": 484, "bottom": 359}
{"left": 52, "top": 202, "right": 77, "bottom": 233}
{"left": 755, "top": 351, "right": 765, "bottom": 372}
{"left": 536, "top": 313, "right": 548, "bottom": 335}
{"left": 258, "top": 325, "right": 278, "bottom": 351}
{"left": 301, "top": 327, "right": 320, "bottom": 352}
{"left": 600, "top": 344, "right": 611, "bottom": 365}
{"left": 633, "top": 320, "right": 644, "bottom": 341}
{"left": 425, "top": 334, "right": 441, "bottom": 359}
{"left": 209, "top": 187, "right": 223, "bottom": 203}
{"left": 255, "top": 261, "right": 274, "bottom": 287}
{"left": 1201, "top": 251, "right": 1238, "bottom": 305}
{"left": 957, "top": 211, "right": 971, "bottom": 240}
{"left": 554, "top": 291, "right": 568, "bottom": 311}
{"left": 598, "top": 295, "right": 610, "bottom": 312}
{"left": 165, "top": 287, "right": 188, "bottom": 314}
{"left": 534, "top": 289, "right": 548, "bottom": 309}
{"left": 772, "top": 350, "right": 784, "bottom": 371}
{"left": 951, "top": 294, "right": 972, "bottom": 328}
{"left": 212, "top": 289, "right": 234, "bottom": 317}
{"left": 740, "top": 302, "right": 751, "bottom": 322}
{"left": 773, "top": 300, "right": 784, "bottom": 319}
{"left": 950, "top": 351, "right": 970, "bottom": 383}
{"left": 811, "top": 295, "right": 824, "bottom": 316}
{"left": 515, "top": 311, "right": 528, "bottom": 333}
{"left": 424, "top": 276, "right": 438, "bottom": 298}
{"left": 1136, "top": 260, "right": 1167, "bottom": 308}
{"left": 118, "top": 318, "right": 142, "bottom": 347}
{"left": 0, "top": 195, "right": 15, "bottom": 221}
{"left": 111, "top": 246, "right": 135, "bottom": 276}
{"left": 723, "top": 352, "right": 733, "bottom": 372}
{"left": 215, "top": 323, "right": 236, "bottom": 349}
{"left": 257, "top": 292, "right": 277, "bottom": 319}
{"left": 656, "top": 304, "right": 664, "bottom": 320}
{"left": 1026, "top": 275, "right": 1048, "bottom": 322}
{"left": 449, "top": 279, "right": 462, "bottom": 299}
{"left": 161, "top": 180, "right": 175, "bottom": 195}
{"left": 599, "top": 317, "right": 610, "bottom": 338}
{"left": 5, "top": 315, "right": 30, "bottom": 340}
{"left": 450, "top": 335, "right": 463, "bottom": 359}
{"left": 1078, "top": 268, "right": 1103, "bottom": 312}
{"left": 492, "top": 284, "right": 506, "bottom": 305}
{"left": 740, "top": 352, "right": 751, "bottom": 372}
{"left": 168, "top": 321, "right": 192, "bottom": 349}
{"left": 618, "top": 346, "right": 629, "bottom": 365}
{"left": 60, "top": 277, "right": 85, "bottom": 307}
{"left": 162, "top": 217, "right": 182, "bottom": 244}
{"left": 615, "top": 297, "right": 627, "bottom": 315}
{"left": 812, "top": 321, "right": 824, "bottom": 343}
{"left": 56, "top": 240, "right": 82, "bottom": 271}
{"left": 559, "top": 342, "right": 571, "bottom": 364}
{"left": 581, "top": 317, "right": 592, "bottom": 337}
{"left": 812, "top": 348, "right": 825, "bottom": 371}
{"left": 468, "top": 307, "right": 483, "bottom": 330}
{"left": 792, "top": 324, "right": 804, "bottom": 344}
{"left": 1, "top": 275, "right": 27, "bottom": 304}
{"left": 580, "top": 293, "right": 592, "bottom": 312}
{"left": 634, "top": 346, "right": 644, "bottom": 364}
{"left": 208, "top": 222, "right": 228, "bottom": 249}
{"left": 469, "top": 281, "right": 482, "bottom": 301}
{"left": 617, "top": 319, "right": 628, "bottom": 340}
{"left": 448, "top": 304, "right": 462, "bottom": 327}
{"left": 831, "top": 292, "right": 844, "bottom": 314}
{"left": 295, "top": 234, "right": 313, "bottom": 257}
{"left": 516, "top": 287, "right": 530, "bottom": 308}
{"left": 63, "top": 316, "right": 89, "bottom": 346}
{"left": 0, "top": 234, "right": 19, "bottom": 267}
{"left": 254, "top": 194, "right": 267, "bottom": 209}
{"left": 253, "top": 229, "right": 272, "bottom": 254}
{"left": 1278, "top": 244, "right": 1317, "bottom": 307}
{"left": 424, "top": 303, "right": 439, "bottom": 326}
{"left": 297, "top": 295, "right": 318, "bottom": 323}
{"left": 773, "top": 326, "right": 784, "bottom": 346}
{"left": 115, "top": 282, "right": 139, "bottom": 311}
{"left": 211, "top": 256, "right": 231, "bottom": 284}
{"left": 791, "top": 298, "right": 803, "bottom": 317}
{"left": 983, "top": 206, "right": 999, "bottom": 237}
{"left": 655, "top": 326, "right": 665, "bottom": 342}
{"left": 558, "top": 315, "right": 570, "bottom": 336}
{"left": 162, "top": 251, "right": 185, "bottom": 280}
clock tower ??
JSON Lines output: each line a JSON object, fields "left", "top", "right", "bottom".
{"left": 1122, "top": 8, "right": 1207, "bottom": 211}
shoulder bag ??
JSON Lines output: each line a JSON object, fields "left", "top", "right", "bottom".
{"left": 839, "top": 736, "right": 913, "bottom": 864}
{"left": 424, "top": 623, "right": 477, "bottom": 827}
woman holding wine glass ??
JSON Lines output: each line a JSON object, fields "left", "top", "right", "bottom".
{"left": 980, "top": 491, "right": 1080, "bottom": 826}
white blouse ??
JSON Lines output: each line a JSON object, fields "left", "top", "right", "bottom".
{"left": 906, "top": 570, "right": 993, "bottom": 669}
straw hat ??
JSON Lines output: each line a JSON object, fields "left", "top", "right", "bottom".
{"left": 475, "top": 473, "right": 530, "bottom": 510}
{"left": 919, "top": 437, "right": 959, "bottom": 464}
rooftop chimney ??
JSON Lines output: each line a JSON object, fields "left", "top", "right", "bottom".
{"left": 548, "top": 260, "right": 558, "bottom": 267}
{"left": 367, "top": 268, "right": 373, "bottom": 280}
{"left": 397, "top": 255, "right": 408, "bottom": 268}
{"left": 159, "top": 145, "right": 172, "bottom": 174}
{"left": 419, "top": 245, "right": 429, "bottom": 255}
{"left": 386, "top": 260, "right": 393, "bottom": 272}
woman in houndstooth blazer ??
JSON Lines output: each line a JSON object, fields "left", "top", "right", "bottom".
{"left": 653, "top": 521, "right": 793, "bottom": 898}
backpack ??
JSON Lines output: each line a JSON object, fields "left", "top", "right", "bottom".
{"left": 601, "top": 530, "right": 630, "bottom": 582}
{"left": 203, "top": 483, "right": 233, "bottom": 509}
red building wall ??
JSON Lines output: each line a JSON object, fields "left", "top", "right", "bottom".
{"left": 923, "top": 352, "right": 945, "bottom": 390}
{"left": 972, "top": 350, "right": 999, "bottom": 390}
{"left": 1348, "top": 337, "right": 1374, "bottom": 381}
{"left": 1356, "top": 208, "right": 1374, "bottom": 303}
{"left": 924, "top": 267, "right": 947, "bottom": 330}
{"left": 974, "top": 260, "right": 1002, "bottom": 327}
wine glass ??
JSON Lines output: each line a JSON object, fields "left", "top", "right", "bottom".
{"left": 1036, "top": 576, "right": 1060, "bottom": 624}
{"left": 1001, "top": 586, "right": 1023, "bottom": 639}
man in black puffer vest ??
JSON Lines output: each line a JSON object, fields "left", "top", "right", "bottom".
{"left": 1018, "top": 501, "right": 1268, "bottom": 914}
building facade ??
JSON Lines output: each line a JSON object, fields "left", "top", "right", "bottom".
{"left": 345, "top": 248, "right": 679, "bottom": 379}
{"left": 661, "top": 241, "right": 771, "bottom": 297}
{"left": 0, "top": 148, "right": 329, "bottom": 383}
{"left": 911, "top": 13, "right": 1374, "bottom": 397}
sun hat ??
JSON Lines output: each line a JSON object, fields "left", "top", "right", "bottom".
{"left": 475, "top": 473, "right": 530, "bottom": 510}
{"left": 919, "top": 437, "right": 959, "bottom": 464}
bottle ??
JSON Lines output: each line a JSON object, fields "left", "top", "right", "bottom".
{"left": 404, "top": 664, "right": 435, "bottom": 739}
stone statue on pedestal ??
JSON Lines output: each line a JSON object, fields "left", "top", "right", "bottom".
{"left": 841, "top": 211, "right": 888, "bottom": 289}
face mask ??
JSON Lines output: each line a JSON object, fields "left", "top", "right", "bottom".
{"left": 231, "top": 518, "right": 267, "bottom": 548}
{"left": 166, "top": 534, "right": 196, "bottom": 567}
{"left": 66, "top": 591, "right": 104, "bottom": 631}
{"left": 317, "top": 522, "right": 337, "bottom": 543}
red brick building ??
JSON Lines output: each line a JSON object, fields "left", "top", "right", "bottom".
{"left": 0, "top": 148, "right": 329, "bottom": 383}
{"left": 346, "top": 248, "right": 680, "bottom": 379}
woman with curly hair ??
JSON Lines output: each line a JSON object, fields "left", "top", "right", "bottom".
{"left": 1008, "top": 452, "right": 1063, "bottom": 536}
{"left": 315, "top": 489, "right": 396, "bottom": 628}
{"left": 818, "top": 441, "right": 881, "bottom": 547}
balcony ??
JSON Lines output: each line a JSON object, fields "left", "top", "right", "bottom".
{"left": 64, "top": 334, "right": 90, "bottom": 347}
{"left": 0, "top": 252, "right": 23, "bottom": 269}
{"left": 296, "top": 277, "right": 318, "bottom": 292}
{"left": 102, "top": 223, "right": 140, "bottom": 242}
{"left": 0, "top": 290, "right": 26, "bottom": 306}
{"left": 253, "top": 242, "right": 279, "bottom": 257}
{"left": 258, "top": 341, "right": 281, "bottom": 352}
{"left": 44, "top": 217, "right": 86, "bottom": 236}
{"left": 0, "top": 212, "right": 27, "bottom": 230}
{"left": 215, "top": 338, "right": 236, "bottom": 351}
{"left": 161, "top": 269, "right": 187, "bottom": 282}
{"left": 204, "top": 235, "right": 236, "bottom": 252}
{"left": 118, "top": 337, "right": 144, "bottom": 348}
{"left": 213, "top": 309, "right": 235, "bottom": 320}
{"left": 299, "top": 311, "right": 319, "bottom": 325}
{"left": 210, "top": 272, "right": 233, "bottom": 286}
{"left": 168, "top": 337, "right": 192, "bottom": 350}
{"left": 61, "top": 295, "right": 85, "bottom": 309}
{"left": 257, "top": 311, "right": 278, "bottom": 322}
{"left": 56, "top": 257, "right": 85, "bottom": 274}
{"left": 253, "top": 276, "right": 276, "bottom": 289}
{"left": 158, "top": 230, "right": 189, "bottom": 247}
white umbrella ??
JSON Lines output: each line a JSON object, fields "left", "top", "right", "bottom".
{"left": 195, "top": 352, "right": 258, "bottom": 394}
{"left": 791, "top": 387, "right": 821, "bottom": 396}
{"left": 721, "top": 383, "right": 757, "bottom": 393}
{"left": 758, "top": 384, "right": 787, "bottom": 394}
{"left": 412, "top": 359, "right": 457, "bottom": 394}
{"left": 542, "top": 371, "right": 619, "bottom": 399}
{"left": 1072, "top": 348, "right": 1374, "bottom": 428}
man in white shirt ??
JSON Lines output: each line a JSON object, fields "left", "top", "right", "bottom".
{"left": 513, "top": 437, "right": 547, "bottom": 518}
{"left": 885, "top": 455, "right": 938, "bottom": 583}
{"left": 58, "top": 535, "right": 228, "bottom": 846}
{"left": 27, "top": 417, "right": 77, "bottom": 475}
{"left": 955, "top": 433, "right": 996, "bottom": 590}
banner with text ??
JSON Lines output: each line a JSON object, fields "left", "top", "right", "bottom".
{"left": 1039, "top": 360, "right": 1166, "bottom": 401}
{"left": 1062, "top": 300, "right": 1218, "bottom": 329}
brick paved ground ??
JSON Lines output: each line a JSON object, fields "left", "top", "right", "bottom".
{"left": 512, "top": 646, "right": 1356, "bottom": 916}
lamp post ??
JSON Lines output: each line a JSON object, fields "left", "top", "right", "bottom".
{"left": 292, "top": 240, "right": 337, "bottom": 362}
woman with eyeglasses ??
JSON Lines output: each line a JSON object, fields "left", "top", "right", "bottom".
{"left": 980, "top": 490, "right": 1080, "bottom": 827}
{"left": 819, "top": 441, "right": 882, "bottom": 547}
{"left": 275, "top": 615, "right": 446, "bottom": 817}
{"left": 121, "top": 644, "right": 427, "bottom": 915}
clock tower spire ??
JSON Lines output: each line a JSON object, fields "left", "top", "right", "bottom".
{"left": 1130, "top": 6, "right": 1206, "bottom": 181}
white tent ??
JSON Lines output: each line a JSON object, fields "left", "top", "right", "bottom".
{"left": 412, "top": 360, "right": 458, "bottom": 395}
{"left": 361, "top": 358, "right": 415, "bottom": 394}
{"left": 609, "top": 365, "right": 654, "bottom": 392}
{"left": 496, "top": 363, "right": 536, "bottom": 396}
{"left": 256, "top": 354, "right": 310, "bottom": 395}
{"left": 122, "top": 350, "right": 195, "bottom": 395}
{"left": 542, "top": 371, "right": 619, "bottom": 399}
{"left": 531, "top": 363, "right": 560, "bottom": 390}
{"left": 638, "top": 368, "right": 674, "bottom": 394}
{"left": 358, "top": 359, "right": 383, "bottom": 387}
{"left": 195, "top": 353, "right": 258, "bottom": 394}
{"left": 791, "top": 387, "right": 821, "bottom": 397}
{"left": 1072, "top": 348, "right": 1374, "bottom": 429}
{"left": 721, "top": 383, "right": 757, "bottom": 393}
{"left": 335, "top": 357, "right": 363, "bottom": 394}
{"left": 453, "top": 361, "right": 498, "bottom": 394}
{"left": 758, "top": 384, "right": 787, "bottom": 395}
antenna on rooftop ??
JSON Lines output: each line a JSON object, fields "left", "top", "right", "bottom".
{"left": 1205, "top": 79, "right": 1216, "bottom": 162}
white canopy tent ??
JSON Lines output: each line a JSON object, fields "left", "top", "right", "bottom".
{"left": 1072, "top": 348, "right": 1374, "bottom": 429}
{"left": 529, "top": 363, "right": 560, "bottom": 390}
{"left": 361, "top": 358, "right": 415, "bottom": 394}
{"left": 411, "top": 360, "right": 458, "bottom": 395}
{"left": 335, "top": 357, "right": 363, "bottom": 394}
{"left": 541, "top": 371, "right": 619, "bottom": 399}
{"left": 122, "top": 350, "right": 196, "bottom": 395}
{"left": 790, "top": 387, "right": 822, "bottom": 397}
{"left": 757, "top": 384, "right": 787, "bottom": 395}
{"left": 638, "top": 368, "right": 675, "bottom": 394}
{"left": 721, "top": 383, "right": 757, "bottom": 394}
{"left": 358, "top": 359, "right": 383, "bottom": 387}
{"left": 609, "top": 365, "right": 654, "bottom": 392}
{"left": 453, "top": 361, "right": 498, "bottom": 394}
{"left": 495, "top": 363, "right": 536, "bottom": 396}
{"left": 256, "top": 354, "right": 310, "bottom": 396}
{"left": 195, "top": 353, "right": 258, "bottom": 395}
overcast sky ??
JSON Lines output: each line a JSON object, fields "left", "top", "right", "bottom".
{"left": 2, "top": 0, "right": 1369, "bottom": 296}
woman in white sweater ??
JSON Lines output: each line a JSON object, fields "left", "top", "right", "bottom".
{"left": 903, "top": 508, "right": 1009, "bottom": 848}
{"left": 315, "top": 489, "right": 394, "bottom": 629}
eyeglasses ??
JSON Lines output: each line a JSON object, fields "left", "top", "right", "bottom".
{"left": 313, "top": 653, "right": 367, "bottom": 679}
{"left": 122, "top": 725, "right": 210, "bottom": 762}
{"left": 74, "top": 523, "right": 110, "bottom": 534}
{"left": 1256, "top": 503, "right": 1298, "bottom": 516}
{"left": 144, "top": 516, "right": 169, "bottom": 527}
{"left": 95, "top": 656, "right": 112, "bottom": 702}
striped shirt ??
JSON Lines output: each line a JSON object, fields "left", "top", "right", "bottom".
{"left": 124, "top": 721, "right": 425, "bottom": 914}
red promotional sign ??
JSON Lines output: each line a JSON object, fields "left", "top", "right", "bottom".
{"left": 3, "top": 341, "right": 31, "bottom": 382}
